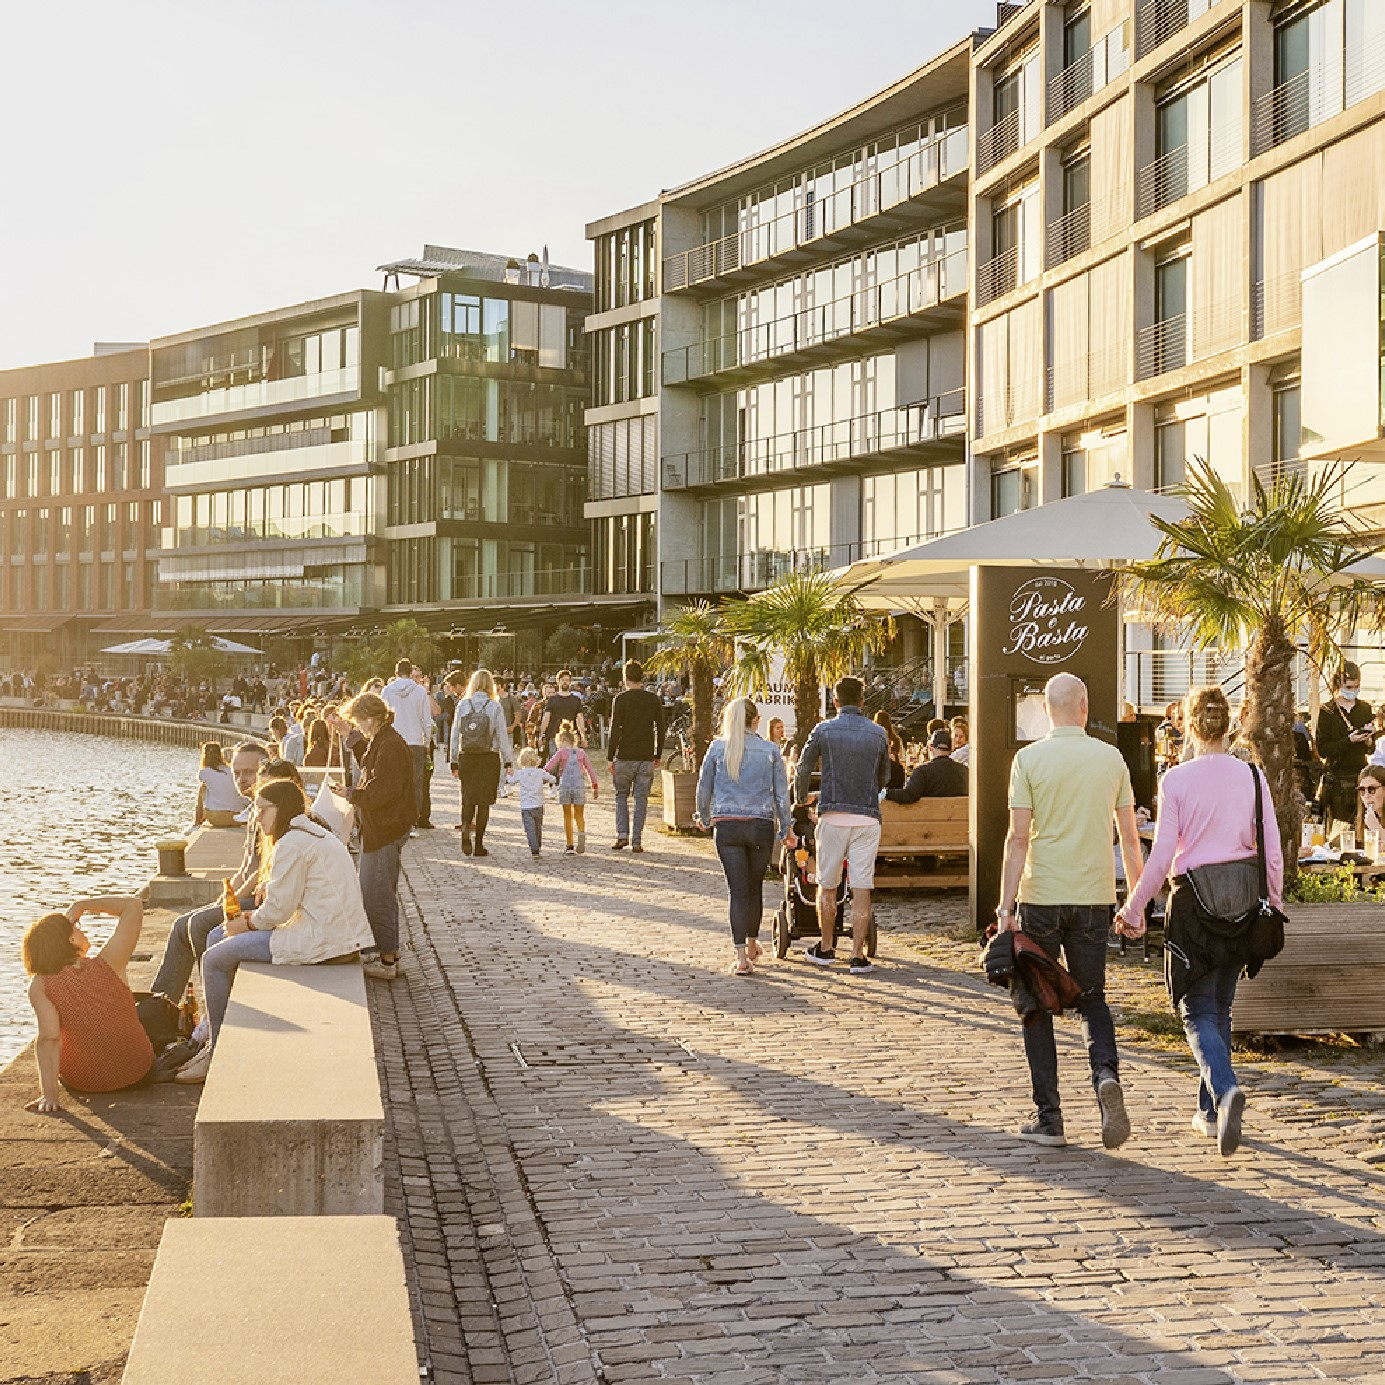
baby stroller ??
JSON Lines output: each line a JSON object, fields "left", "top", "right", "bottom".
{"left": 772, "top": 804, "right": 876, "bottom": 959}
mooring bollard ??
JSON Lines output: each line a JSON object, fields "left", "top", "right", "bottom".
{"left": 156, "top": 837, "right": 189, "bottom": 878}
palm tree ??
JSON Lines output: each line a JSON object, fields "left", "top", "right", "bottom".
{"left": 1121, "top": 458, "right": 1383, "bottom": 879}
{"left": 723, "top": 570, "right": 894, "bottom": 748}
{"left": 644, "top": 601, "right": 735, "bottom": 769}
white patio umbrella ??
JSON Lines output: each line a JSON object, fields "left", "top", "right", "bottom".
{"left": 101, "top": 636, "right": 263, "bottom": 657}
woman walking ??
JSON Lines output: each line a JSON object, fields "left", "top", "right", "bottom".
{"left": 694, "top": 698, "right": 794, "bottom": 975}
{"left": 447, "top": 669, "right": 514, "bottom": 857}
{"left": 336, "top": 692, "right": 415, "bottom": 980}
{"left": 1117, "top": 686, "right": 1283, "bottom": 1156}
{"left": 1315, "top": 661, "right": 1373, "bottom": 835}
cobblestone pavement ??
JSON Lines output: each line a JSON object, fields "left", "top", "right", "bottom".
{"left": 369, "top": 795, "right": 1385, "bottom": 1385}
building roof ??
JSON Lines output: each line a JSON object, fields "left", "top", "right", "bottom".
{"left": 378, "top": 244, "right": 593, "bottom": 291}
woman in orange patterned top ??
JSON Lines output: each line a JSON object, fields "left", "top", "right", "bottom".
{"left": 23, "top": 895, "right": 153, "bottom": 1112}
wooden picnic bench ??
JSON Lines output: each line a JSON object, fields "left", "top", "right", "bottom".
{"left": 873, "top": 796, "right": 969, "bottom": 890}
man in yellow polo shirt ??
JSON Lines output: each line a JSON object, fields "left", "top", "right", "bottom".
{"left": 997, "top": 672, "right": 1146, "bottom": 1150}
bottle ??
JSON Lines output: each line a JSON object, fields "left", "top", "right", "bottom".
{"left": 222, "top": 877, "right": 241, "bottom": 921}
{"left": 182, "top": 982, "right": 200, "bottom": 1036}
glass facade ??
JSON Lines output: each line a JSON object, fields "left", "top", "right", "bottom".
{"left": 594, "top": 220, "right": 657, "bottom": 311}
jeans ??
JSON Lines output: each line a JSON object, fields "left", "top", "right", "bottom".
{"left": 360, "top": 834, "right": 404, "bottom": 955}
{"left": 1017, "top": 903, "right": 1120, "bottom": 1127}
{"left": 408, "top": 744, "right": 427, "bottom": 823}
{"left": 1178, "top": 961, "right": 1241, "bottom": 1118}
{"left": 152, "top": 894, "right": 253, "bottom": 999}
{"left": 613, "top": 759, "right": 655, "bottom": 844}
{"left": 201, "top": 926, "right": 273, "bottom": 1046}
{"left": 714, "top": 818, "right": 775, "bottom": 946}
{"left": 521, "top": 807, "right": 544, "bottom": 852}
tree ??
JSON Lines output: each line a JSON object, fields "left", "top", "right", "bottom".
{"left": 168, "top": 625, "right": 229, "bottom": 686}
{"left": 644, "top": 601, "right": 735, "bottom": 769}
{"left": 722, "top": 571, "right": 894, "bottom": 748}
{"left": 1121, "top": 458, "right": 1383, "bottom": 881}
{"left": 543, "top": 624, "right": 588, "bottom": 666}
{"left": 338, "top": 619, "right": 442, "bottom": 685}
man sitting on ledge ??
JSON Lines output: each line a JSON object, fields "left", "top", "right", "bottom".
{"left": 885, "top": 727, "right": 968, "bottom": 803}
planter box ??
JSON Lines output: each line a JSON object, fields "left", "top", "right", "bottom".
{"left": 1232, "top": 902, "right": 1385, "bottom": 1035}
{"left": 661, "top": 769, "right": 698, "bottom": 832}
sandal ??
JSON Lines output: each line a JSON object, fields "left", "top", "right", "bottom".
{"left": 730, "top": 958, "right": 754, "bottom": 976}
{"left": 745, "top": 941, "right": 763, "bottom": 964}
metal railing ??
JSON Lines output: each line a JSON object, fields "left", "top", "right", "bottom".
{"left": 449, "top": 564, "right": 592, "bottom": 601}
{"left": 1250, "top": 271, "right": 1303, "bottom": 340}
{"left": 1047, "top": 24, "right": 1132, "bottom": 124}
{"left": 975, "top": 381, "right": 1043, "bottom": 439}
{"left": 1135, "top": 314, "right": 1188, "bottom": 380}
{"left": 1135, "top": 143, "right": 1189, "bottom": 219}
{"left": 660, "top": 249, "right": 966, "bottom": 386}
{"left": 975, "top": 244, "right": 1021, "bottom": 308}
{"left": 1251, "top": 37, "right": 1385, "bottom": 155}
{"left": 1136, "top": 0, "right": 1193, "bottom": 61}
{"left": 661, "top": 126, "right": 968, "bottom": 292}
{"left": 1044, "top": 344, "right": 1131, "bottom": 412}
{"left": 976, "top": 108, "right": 1021, "bottom": 177}
{"left": 1046, "top": 203, "right": 1091, "bottom": 268}
{"left": 661, "top": 390, "right": 966, "bottom": 490}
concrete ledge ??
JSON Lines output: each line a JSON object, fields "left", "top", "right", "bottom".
{"left": 121, "top": 1216, "right": 417, "bottom": 1384}
{"left": 194, "top": 963, "right": 384, "bottom": 1217}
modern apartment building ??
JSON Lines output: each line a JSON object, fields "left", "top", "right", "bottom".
{"left": 586, "top": 35, "right": 978, "bottom": 619}
{"left": 0, "top": 346, "right": 165, "bottom": 665}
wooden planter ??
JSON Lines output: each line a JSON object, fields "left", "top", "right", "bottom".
{"left": 661, "top": 769, "right": 698, "bottom": 832}
{"left": 1232, "top": 902, "right": 1385, "bottom": 1035}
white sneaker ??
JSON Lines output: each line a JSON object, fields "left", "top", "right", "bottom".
{"left": 576, "top": 831, "right": 586, "bottom": 854}
{"left": 174, "top": 1045, "right": 212, "bottom": 1084}
{"left": 1191, "top": 1112, "right": 1215, "bottom": 1137}
{"left": 363, "top": 957, "right": 398, "bottom": 980}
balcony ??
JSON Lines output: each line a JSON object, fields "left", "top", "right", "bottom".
{"left": 975, "top": 109, "right": 1020, "bottom": 177}
{"left": 447, "top": 563, "right": 592, "bottom": 602}
{"left": 1135, "top": 144, "right": 1189, "bottom": 220}
{"left": 1251, "top": 38, "right": 1385, "bottom": 156}
{"left": 1135, "top": 0, "right": 1195, "bottom": 61}
{"left": 1047, "top": 26, "right": 1132, "bottom": 125}
{"left": 975, "top": 245, "right": 1020, "bottom": 308}
{"left": 661, "top": 126, "right": 968, "bottom": 295}
{"left": 1046, "top": 204, "right": 1091, "bottom": 269}
{"left": 164, "top": 438, "right": 375, "bottom": 493}
{"left": 661, "top": 391, "right": 966, "bottom": 491}
{"left": 1135, "top": 314, "right": 1188, "bottom": 380}
{"left": 660, "top": 249, "right": 966, "bottom": 389}
{"left": 151, "top": 366, "right": 362, "bottom": 429}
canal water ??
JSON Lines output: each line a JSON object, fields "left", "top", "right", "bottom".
{"left": 0, "top": 728, "right": 195, "bottom": 1071}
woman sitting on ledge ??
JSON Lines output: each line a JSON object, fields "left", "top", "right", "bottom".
{"left": 195, "top": 741, "right": 248, "bottom": 828}
{"left": 23, "top": 895, "right": 154, "bottom": 1112}
{"left": 174, "top": 778, "right": 374, "bottom": 1085}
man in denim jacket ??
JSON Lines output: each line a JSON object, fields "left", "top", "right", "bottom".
{"left": 794, "top": 676, "right": 890, "bottom": 973}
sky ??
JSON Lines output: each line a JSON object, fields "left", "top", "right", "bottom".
{"left": 0, "top": 0, "right": 1003, "bottom": 371}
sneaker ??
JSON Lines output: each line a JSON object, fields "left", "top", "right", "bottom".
{"left": 610, "top": 838, "right": 629, "bottom": 850}
{"left": 1097, "top": 1074, "right": 1131, "bottom": 1150}
{"left": 1018, "top": 1117, "right": 1067, "bottom": 1147}
{"left": 363, "top": 957, "right": 398, "bottom": 981}
{"left": 631, "top": 843, "right": 645, "bottom": 853}
{"left": 531, "top": 850, "right": 542, "bottom": 859}
{"left": 576, "top": 831, "right": 586, "bottom": 854}
{"left": 1218, "top": 1086, "right": 1246, "bottom": 1157}
{"left": 565, "top": 844, "right": 576, "bottom": 854}
{"left": 804, "top": 943, "right": 837, "bottom": 965}
{"left": 1191, "top": 1111, "right": 1216, "bottom": 1138}
{"left": 473, "top": 845, "right": 489, "bottom": 858}
{"left": 461, "top": 830, "right": 473, "bottom": 856}
{"left": 848, "top": 954, "right": 874, "bottom": 974}
{"left": 174, "top": 1045, "right": 212, "bottom": 1084}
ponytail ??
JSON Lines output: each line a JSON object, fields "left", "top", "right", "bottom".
{"left": 721, "top": 697, "right": 757, "bottom": 781}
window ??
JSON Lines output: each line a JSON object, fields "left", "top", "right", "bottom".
{"left": 1062, "top": 441, "right": 1087, "bottom": 497}
{"left": 1152, "top": 251, "right": 1189, "bottom": 375}
{"left": 26, "top": 396, "right": 39, "bottom": 441}
{"left": 1150, "top": 55, "right": 1242, "bottom": 212}
{"left": 94, "top": 387, "right": 107, "bottom": 434}
{"left": 48, "top": 393, "right": 61, "bottom": 438}
{"left": 1063, "top": 6, "right": 1092, "bottom": 70}
{"left": 991, "top": 465, "right": 1030, "bottom": 517}
{"left": 70, "top": 390, "right": 84, "bottom": 437}
{"left": 1273, "top": 383, "right": 1302, "bottom": 478}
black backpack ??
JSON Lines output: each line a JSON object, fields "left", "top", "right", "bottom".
{"left": 455, "top": 695, "right": 492, "bottom": 754}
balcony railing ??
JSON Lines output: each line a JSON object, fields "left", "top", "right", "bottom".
{"left": 976, "top": 108, "right": 1020, "bottom": 177}
{"left": 450, "top": 563, "right": 592, "bottom": 601}
{"left": 1136, "top": 0, "right": 1194, "bottom": 61}
{"left": 1250, "top": 271, "right": 1304, "bottom": 341}
{"left": 1251, "top": 37, "right": 1385, "bottom": 155}
{"left": 150, "top": 366, "right": 362, "bottom": 427}
{"left": 661, "top": 391, "right": 966, "bottom": 490}
{"left": 975, "top": 245, "right": 1021, "bottom": 308}
{"left": 660, "top": 249, "right": 966, "bottom": 386}
{"left": 1135, "top": 143, "right": 1189, "bottom": 220}
{"left": 1135, "top": 313, "right": 1188, "bottom": 381}
{"left": 662, "top": 126, "right": 968, "bottom": 292}
{"left": 1047, "top": 24, "right": 1132, "bottom": 124}
{"left": 1046, "top": 203, "right": 1091, "bottom": 268}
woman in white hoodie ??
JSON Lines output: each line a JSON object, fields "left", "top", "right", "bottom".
{"left": 175, "top": 777, "right": 374, "bottom": 1083}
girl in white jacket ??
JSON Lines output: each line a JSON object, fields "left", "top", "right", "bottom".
{"left": 177, "top": 778, "right": 374, "bottom": 1082}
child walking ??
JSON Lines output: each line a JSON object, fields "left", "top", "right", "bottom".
{"left": 546, "top": 722, "right": 598, "bottom": 854}
{"left": 507, "top": 748, "right": 556, "bottom": 858}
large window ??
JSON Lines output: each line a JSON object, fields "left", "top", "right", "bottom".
{"left": 595, "top": 221, "right": 656, "bottom": 312}
{"left": 1148, "top": 54, "right": 1242, "bottom": 212}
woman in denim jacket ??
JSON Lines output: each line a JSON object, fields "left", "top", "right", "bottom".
{"left": 695, "top": 698, "right": 795, "bottom": 975}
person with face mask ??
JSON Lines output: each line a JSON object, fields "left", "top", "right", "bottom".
{"left": 1315, "top": 661, "right": 1373, "bottom": 834}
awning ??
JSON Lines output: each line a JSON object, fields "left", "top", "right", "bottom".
{"left": 0, "top": 614, "right": 74, "bottom": 633}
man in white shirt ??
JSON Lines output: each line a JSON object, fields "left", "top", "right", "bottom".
{"left": 382, "top": 659, "right": 437, "bottom": 827}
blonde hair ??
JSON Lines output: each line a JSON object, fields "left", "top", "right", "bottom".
{"left": 342, "top": 692, "right": 392, "bottom": 729}
{"left": 466, "top": 668, "right": 495, "bottom": 699}
{"left": 519, "top": 747, "right": 539, "bottom": 768}
{"left": 721, "top": 697, "right": 758, "bottom": 781}
{"left": 556, "top": 720, "right": 577, "bottom": 746}
{"left": 1184, "top": 686, "right": 1231, "bottom": 745}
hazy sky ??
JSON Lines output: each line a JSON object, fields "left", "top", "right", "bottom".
{"left": 0, "top": 0, "right": 1002, "bottom": 370}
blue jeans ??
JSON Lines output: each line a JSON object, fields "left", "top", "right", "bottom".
{"left": 1017, "top": 903, "right": 1120, "bottom": 1127}
{"left": 612, "top": 759, "right": 655, "bottom": 844}
{"left": 714, "top": 818, "right": 775, "bottom": 946}
{"left": 152, "top": 894, "right": 253, "bottom": 999}
{"left": 201, "top": 925, "right": 273, "bottom": 1046}
{"left": 359, "top": 834, "right": 404, "bottom": 955}
{"left": 1178, "top": 962, "right": 1240, "bottom": 1118}
{"left": 521, "top": 807, "right": 544, "bottom": 852}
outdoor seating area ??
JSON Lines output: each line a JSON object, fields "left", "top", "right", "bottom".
{"left": 874, "top": 797, "right": 969, "bottom": 890}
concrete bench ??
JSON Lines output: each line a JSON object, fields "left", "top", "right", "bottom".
{"left": 194, "top": 962, "right": 383, "bottom": 1217}
{"left": 122, "top": 1216, "right": 417, "bottom": 1384}
{"left": 874, "top": 796, "right": 969, "bottom": 889}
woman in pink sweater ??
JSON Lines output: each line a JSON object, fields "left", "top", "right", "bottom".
{"left": 1117, "top": 686, "right": 1283, "bottom": 1157}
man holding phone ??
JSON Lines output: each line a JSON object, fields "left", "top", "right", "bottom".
{"left": 995, "top": 673, "right": 1145, "bottom": 1152}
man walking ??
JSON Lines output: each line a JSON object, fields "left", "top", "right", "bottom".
{"left": 607, "top": 660, "right": 664, "bottom": 852}
{"left": 382, "top": 659, "right": 434, "bottom": 828}
{"left": 996, "top": 672, "right": 1145, "bottom": 1150}
{"left": 540, "top": 670, "right": 587, "bottom": 756}
{"left": 794, "top": 676, "right": 890, "bottom": 974}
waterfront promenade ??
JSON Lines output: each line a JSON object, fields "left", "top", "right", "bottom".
{"left": 374, "top": 795, "right": 1385, "bottom": 1385}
